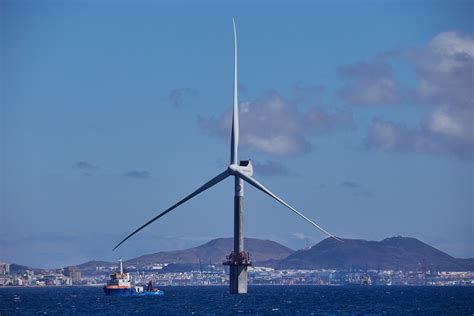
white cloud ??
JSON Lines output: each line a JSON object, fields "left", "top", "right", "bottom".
{"left": 428, "top": 106, "right": 468, "bottom": 140}
{"left": 364, "top": 31, "right": 474, "bottom": 159}
{"left": 414, "top": 31, "right": 473, "bottom": 107}
{"left": 428, "top": 31, "right": 474, "bottom": 58}
{"left": 365, "top": 117, "right": 473, "bottom": 160}
{"left": 339, "top": 61, "right": 400, "bottom": 106}
{"left": 199, "top": 91, "right": 354, "bottom": 156}
{"left": 369, "top": 119, "right": 400, "bottom": 150}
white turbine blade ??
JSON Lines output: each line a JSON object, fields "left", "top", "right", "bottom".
{"left": 230, "top": 17, "right": 239, "bottom": 164}
{"left": 113, "top": 170, "right": 230, "bottom": 250}
{"left": 233, "top": 170, "right": 342, "bottom": 241}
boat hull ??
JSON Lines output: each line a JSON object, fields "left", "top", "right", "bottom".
{"left": 103, "top": 287, "right": 164, "bottom": 297}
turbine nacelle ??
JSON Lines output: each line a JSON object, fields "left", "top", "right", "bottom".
{"left": 229, "top": 160, "right": 253, "bottom": 177}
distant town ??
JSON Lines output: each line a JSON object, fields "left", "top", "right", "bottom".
{"left": 2, "top": 236, "right": 473, "bottom": 287}
{"left": 1, "top": 261, "right": 473, "bottom": 287}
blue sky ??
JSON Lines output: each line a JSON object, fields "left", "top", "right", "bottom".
{"left": 1, "top": 0, "right": 473, "bottom": 268}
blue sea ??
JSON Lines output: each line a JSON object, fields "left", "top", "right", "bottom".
{"left": 1, "top": 286, "right": 473, "bottom": 315}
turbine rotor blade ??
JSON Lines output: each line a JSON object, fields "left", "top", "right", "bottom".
{"left": 230, "top": 17, "right": 239, "bottom": 164}
{"left": 233, "top": 170, "right": 341, "bottom": 242}
{"left": 113, "top": 170, "right": 230, "bottom": 251}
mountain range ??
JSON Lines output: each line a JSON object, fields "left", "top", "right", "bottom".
{"left": 76, "top": 238, "right": 293, "bottom": 274}
{"left": 10, "top": 236, "right": 474, "bottom": 274}
{"left": 271, "top": 236, "right": 474, "bottom": 271}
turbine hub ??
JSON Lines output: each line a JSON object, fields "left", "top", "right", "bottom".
{"left": 229, "top": 161, "right": 253, "bottom": 177}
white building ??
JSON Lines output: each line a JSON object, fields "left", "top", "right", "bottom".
{"left": 0, "top": 262, "right": 10, "bottom": 275}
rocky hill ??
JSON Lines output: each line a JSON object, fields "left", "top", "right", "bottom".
{"left": 127, "top": 237, "right": 294, "bottom": 267}
{"left": 76, "top": 237, "right": 294, "bottom": 274}
{"left": 271, "top": 236, "right": 474, "bottom": 271}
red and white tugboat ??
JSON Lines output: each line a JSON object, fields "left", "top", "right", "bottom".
{"left": 103, "top": 259, "right": 164, "bottom": 297}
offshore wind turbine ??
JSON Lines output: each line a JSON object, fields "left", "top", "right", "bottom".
{"left": 113, "top": 18, "right": 340, "bottom": 294}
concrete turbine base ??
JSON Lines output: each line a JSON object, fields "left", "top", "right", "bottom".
{"left": 227, "top": 177, "right": 250, "bottom": 294}
{"left": 229, "top": 264, "right": 248, "bottom": 294}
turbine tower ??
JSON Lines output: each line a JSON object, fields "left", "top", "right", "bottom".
{"left": 113, "top": 18, "right": 340, "bottom": 294}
